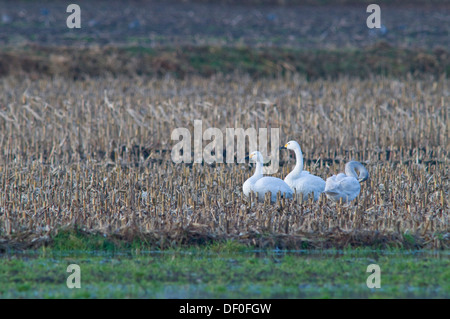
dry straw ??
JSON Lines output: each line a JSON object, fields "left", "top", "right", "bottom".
{"left": 0, "top": 74, "right": 448, "bottom": 250}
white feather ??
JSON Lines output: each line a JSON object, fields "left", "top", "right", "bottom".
{"left": 243, "top": 151, "right": 293, "bottom": 202}
{"left": 282, "top": 141, "right": 325, "bottom": 201}
{"left": 325, "top": 161, "right": 368, "bottom": 203}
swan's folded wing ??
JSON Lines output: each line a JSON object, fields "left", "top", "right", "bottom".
{"left": 324, "top": 178, "right": 341, "bottom": 194}
{"left": 255, "top": 177, "right": 293, "bottom": 196}
{"left": 325, "top": 174, "right": 340, "bottom": 185}
{"left": 335, "top": 173, "right": 347, "bottom": 182}
{"left": 338, "top": 177, "right": 361, "bottom": 197}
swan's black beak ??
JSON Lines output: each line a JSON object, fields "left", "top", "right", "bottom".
{"left": 244, "top": 155, "right": 250, "bottom": 160}
{"left": 280, "top": 146, "right": 287, "bottom": 150}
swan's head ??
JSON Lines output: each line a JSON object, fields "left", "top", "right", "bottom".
{"left": 280, "top": 140, "right": 300, "bottom": 151}
{"left": 346, "top": 161, "right": 369, "bottom": 182}
{"left": 358, "top": 169, "right": 369, "bottom": 182}
{"left": 248, "top": 151, "right": 264, "bottom": 163}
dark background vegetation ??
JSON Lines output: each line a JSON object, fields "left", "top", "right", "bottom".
{"left": 0, "top": 0, "right": 448, "bottom": 79}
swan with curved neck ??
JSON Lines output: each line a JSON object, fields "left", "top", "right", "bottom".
{"left": 324, "top": 161, "right": 369, "bottom": 202}
{"left": 280, "top": 140, "right": 325, "bottom": 201}
{"left": 243, "top": 151, "right": 293, "bottom": 203}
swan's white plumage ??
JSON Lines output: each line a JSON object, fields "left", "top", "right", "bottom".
{"left": 324, "top": 161, "right": 368, "bottom": 202}
{"left": 282, "top": 141, "right": 325, "bottom": 201}
{"left": 243, "top": 151, "right": 293, "bottom": 202}
{"left": 324, "top": 173, "right": 361, "bottom": 202}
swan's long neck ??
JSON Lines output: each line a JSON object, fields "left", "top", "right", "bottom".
{"left": 243, "top": 155, "right": 264, "bottom": 196}
{"left": 345, "top": 164, "right": 358, "bottom": 179}
{"left": 292, "top": 147, "right": 304, "bottom": 176}
{"left": 253, "top": 159, "right": 263, "bottom": 178}
{"left": 285, "top": 146, "right": 304, "bottom": 181}
{"left": 345, "top": 161, "right": 368, "bottom": 181}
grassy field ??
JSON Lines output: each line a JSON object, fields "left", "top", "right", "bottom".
{"left": 1, "top": 242, "right": 449, "bottom": 298}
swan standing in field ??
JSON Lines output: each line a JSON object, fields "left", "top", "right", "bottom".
{"left": 243, "top": 151, "right": 293, "bottom": 203}
{"left": 324, "top": 161, "right": 369, "bottom": 203}
{"left": 280, "top": 140, "right": 325, "bottom": 201}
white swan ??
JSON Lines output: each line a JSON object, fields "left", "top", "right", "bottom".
{"left": 280, "top": 140, "right": 325, "bottom": 201}
{"left": 324, "top": 161, "right": 369, "bottom": 203}
{"left": 243, "top": 151, "right": 293, "bottom": 202}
